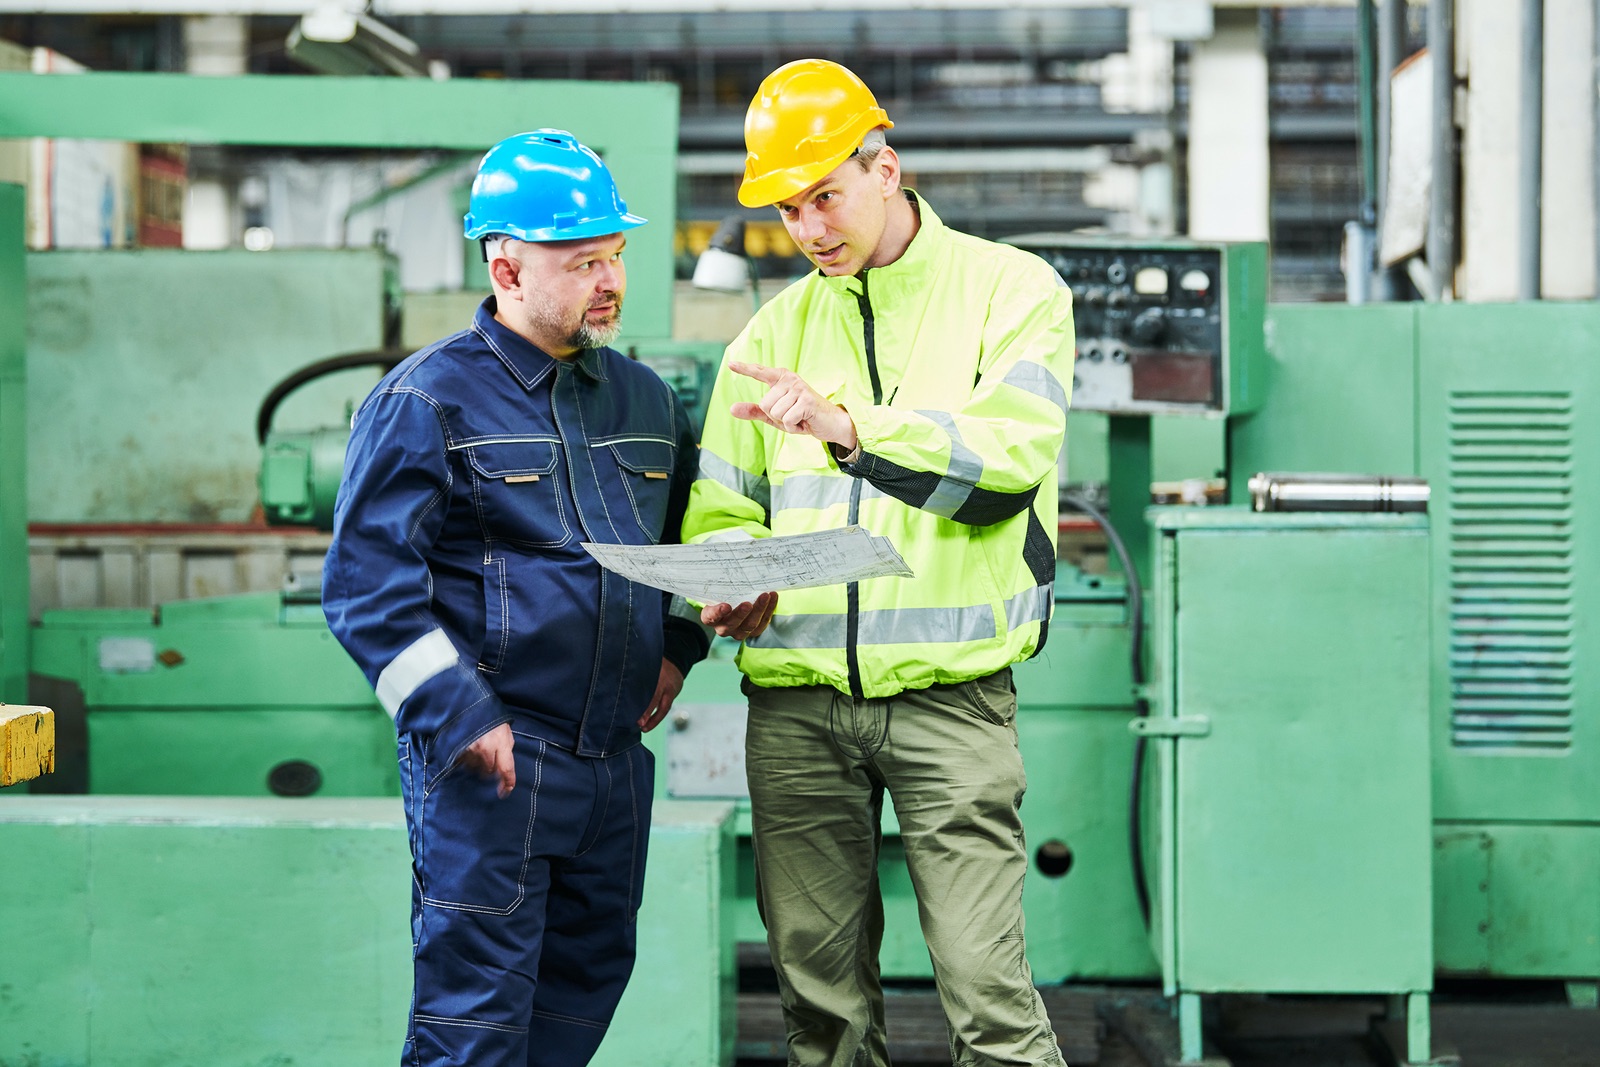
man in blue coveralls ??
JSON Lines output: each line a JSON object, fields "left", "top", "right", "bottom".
{"left": 323, "top": 129, "right": 710, "bottom": 1067}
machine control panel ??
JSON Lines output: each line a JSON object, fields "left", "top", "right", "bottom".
{"left": 1004, "top": 237, "right": 1265, "bottom": 416}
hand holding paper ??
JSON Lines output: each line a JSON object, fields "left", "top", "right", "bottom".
{"left": 580, "top": 525, "right": 913, "bottom": 606}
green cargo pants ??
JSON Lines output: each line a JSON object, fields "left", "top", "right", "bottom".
{"left": 744, "top": 668, "right": 1067, "bottom": 1067}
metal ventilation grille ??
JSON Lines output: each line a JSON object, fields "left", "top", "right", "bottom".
{"left": 1448, "top": 392, "right": 1575, "bottom": 752}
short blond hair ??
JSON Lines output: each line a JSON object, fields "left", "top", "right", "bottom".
{"left": 850, "top": 127, "right": 889, "bottom": 172}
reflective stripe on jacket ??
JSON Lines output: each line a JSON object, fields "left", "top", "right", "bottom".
{"left": 683, "top": 195, "right": 1073, "bottom": 699}
{"left": 325, "top": 299, "right": 706, "bottom": 776}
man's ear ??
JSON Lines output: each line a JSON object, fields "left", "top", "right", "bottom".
{"left": 875, "top": 147, "right": 902, "bottom": 200}
{"left": 489, "top": 252, "right": 522, "bottom": 296}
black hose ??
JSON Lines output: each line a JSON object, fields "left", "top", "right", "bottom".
{"left": 1060, "top": 493, "right": 1153, "bottom": 927}
{"left": 255, "top": 350, "right": 406, "bottom": 445}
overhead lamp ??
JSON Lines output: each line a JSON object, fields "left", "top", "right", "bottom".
{"left": 692, "top": 213, "right": 762, "bottom": 311}
{"left": 286, "top": 7, "right": 441, "bottom": 79}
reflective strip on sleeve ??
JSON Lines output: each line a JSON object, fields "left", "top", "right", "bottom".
{"left": 915, "top": 409, "right": 984, "bottom": 519}
{"left": 1001, "top": 361, "right": 1070, "bottom": 416}
{"left": 1003, "top": 584, "right": 1054, "bottom": 630}
{"left": 697, "top": 449, "right": 771, "bottom": 511}
{"left": 375, "top": 628, "right": 459, "bottom": 719}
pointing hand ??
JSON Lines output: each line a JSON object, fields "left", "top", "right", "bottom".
{"left": 728, "top": 361, "right": 858, "bottom": 451}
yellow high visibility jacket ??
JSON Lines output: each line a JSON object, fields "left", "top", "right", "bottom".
{"left": 683, "top": 195, "right": 1074, "bottom": 698}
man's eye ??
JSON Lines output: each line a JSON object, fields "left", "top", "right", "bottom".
{"left": 576, "top": 261, "right": 594, "bottom": 271}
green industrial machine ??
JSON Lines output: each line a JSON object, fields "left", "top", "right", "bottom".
{"left": 31, "top": 592, "right": 394, "bottom": 797}
{"left": 1232, "top": 301, "right": 1600, "bottom": 990}
{"left": 1145, "top": 509, "right": 1434, "bottom": 1063}
{"left": 1, "top": 71, "right": 749, "bottom": 1067}
{"left": 0, "top": 795, "right": 735, "bottom": 1067}
{"left": 1009, "top": 236, "right": 1269, "bottom": 577}
{"left": 6, "top": 67, "right": 1600, "bottom": 1067}
{"left": 259, "top": 337, "right": 724, "bottom": 529}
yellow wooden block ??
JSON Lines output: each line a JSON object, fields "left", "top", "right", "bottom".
{"left": 0, "top": 704, "right": 55, "bottom": 786}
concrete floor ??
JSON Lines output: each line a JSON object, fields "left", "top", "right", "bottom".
{"left": 737, "top": 983, "right": 1600, "bottom": 1067}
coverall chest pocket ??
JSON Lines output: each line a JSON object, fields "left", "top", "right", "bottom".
{"left": 464, "top": 439, "right": 570, "bottom": 548}
{"left": 605, "top": 438, "right": 676, "bottom": 543}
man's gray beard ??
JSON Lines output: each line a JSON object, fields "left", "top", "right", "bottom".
{"left": 526, "top": 290, "right": 623, "bottom": 352}
{"left": 570, "top": 314, "right": 622, "bottom": 350}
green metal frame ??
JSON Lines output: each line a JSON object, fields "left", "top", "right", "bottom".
{"left": 0, "top": 72, "right": 681, "bottom": 340}
{"left": 0, "top": 183, "right": 24, "bottom": 706}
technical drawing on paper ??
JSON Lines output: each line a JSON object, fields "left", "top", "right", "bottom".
{"left": 580, "top": 525, "right": 914, "bottom": 604}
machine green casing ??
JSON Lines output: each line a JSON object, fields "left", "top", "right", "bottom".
{"left": 1232, "top": 302, "right": 1600, "bottom": 982}
{"left": 1146, "top": 508, "right": 1434, "bottom": 1060}
{"left": 0, "top": 796, "right": 736, "bottom": 1067}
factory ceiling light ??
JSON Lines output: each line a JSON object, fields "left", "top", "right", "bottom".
{"left": 286, "top": 7, "right": 435, "bottom": 79}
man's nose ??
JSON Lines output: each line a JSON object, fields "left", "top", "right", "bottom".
{"left": 791, "top": 208, "right": 826, "bottom": 245}
{"left": 593, "top": 259, "right": 624, "bottom": 293}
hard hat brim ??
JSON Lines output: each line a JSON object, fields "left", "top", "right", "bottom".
{"left": 738, "top": 112, "right": 894, "bottom": 208}
{"left": 737, "top": 149, "right": 856, "bottom": 208}
{"left": 464, "top": 211, "right": 648, "bottom": 243}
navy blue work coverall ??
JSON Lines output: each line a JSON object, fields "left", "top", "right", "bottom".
{"left": 324, "top": 297, "right": 709, "bottom": 1067}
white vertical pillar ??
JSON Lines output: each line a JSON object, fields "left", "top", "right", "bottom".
{"left": 1542, "top": 0, "right": 1596, "bottom": 298}
{"left": 1103, "top": 5, "right": 1181, "bottom": 235}
{"left": 1187, "top": 8, "right": 1269, "bottom": 242}
{"left": 181, "top": 15, "right": 247, "bottom": 250}
{"left": 1461, "top": 0, "right": 1522, "bottom": 301}
{"left": 183, "top": 15, "right": 247, "bottom": 77}
{"left": 1103, "top": 6, "right": 1177, "bottom": 114}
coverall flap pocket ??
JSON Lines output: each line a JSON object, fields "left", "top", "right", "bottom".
{"left": 606, "top": 437, "right": 675, "bottom": 475}
{"left": 464, "top": 440, "right": 570, "bottom": 547}
{"left": 465, "top": 440, "right": 559, "bottom": 479}
{"left": 419, "top": 735, "right": 543, "bottom": 915}
{"left": 607, "top": 438, "right": 676, "bottom": 541}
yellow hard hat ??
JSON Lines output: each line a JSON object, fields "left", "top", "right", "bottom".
{"left": 738, "top": 59, "right": 894, "bottom": 208}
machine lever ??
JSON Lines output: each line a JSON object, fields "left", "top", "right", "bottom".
{"left": 1128, "top": 716, "right": 1211, "bottom": 738}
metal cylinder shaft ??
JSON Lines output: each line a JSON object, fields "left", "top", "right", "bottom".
{"left": 1248, "top": 472, "right": 1430, "bottom": 513}
{"left": 1520, "top": 0, "right": 1544, "bottom": 300}
{"left": 1429, "top": 0, "right": 1457, "bottom": 300}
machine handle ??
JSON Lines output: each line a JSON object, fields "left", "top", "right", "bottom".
{"left": 1128, "top": 716, "right": 1211, "bottom": 739}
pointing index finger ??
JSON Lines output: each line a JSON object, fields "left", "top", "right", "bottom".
{"left": 728, "top": 360, "right": 783, "bottom": 385}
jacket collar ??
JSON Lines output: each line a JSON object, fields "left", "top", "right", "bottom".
{"left": 472, "top": 297, "right": 609, "bottom": 390}
{"left": 816, "top": 190, "right": 946, "bottom": 306}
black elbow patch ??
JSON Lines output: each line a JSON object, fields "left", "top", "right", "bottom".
{"left": 853, "top": 451, "right": 1038, "bottom": 526}
{"left": 849, "top": 451, "right": 942, "bottom": 509}
{"left": 1023, "top": 510, "right": 1056, "bottom": 587}
{"left": 952, "top": 484, "right": 1038, "bottom": 526}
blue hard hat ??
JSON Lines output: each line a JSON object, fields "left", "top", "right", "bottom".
{"left": 463, "top": 129, "right": 647, "bottom": 243}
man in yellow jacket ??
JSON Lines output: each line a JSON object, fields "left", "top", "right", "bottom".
{"left": 684, "top": 59, "right": 1074, "bottom": 1067}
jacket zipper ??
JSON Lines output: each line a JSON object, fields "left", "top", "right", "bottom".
{"left": 845, "top": 270, "right": 883, "bottom": 701}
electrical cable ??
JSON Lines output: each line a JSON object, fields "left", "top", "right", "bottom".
{"left": 1060, "top": 493, "right": 1153, "bottom": 927}
{"left": 255, "top": 350, "right": 406, "bottom": 445}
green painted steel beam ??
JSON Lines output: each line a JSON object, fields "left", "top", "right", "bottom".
{"left": 0, "top": 184, "right": 24, "bottom": 705}
{"left": 0, "top": 72, "right": 675, "bottom": 152}
{"left": 0, "top": 72, "right": 681, "bottom": 339}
